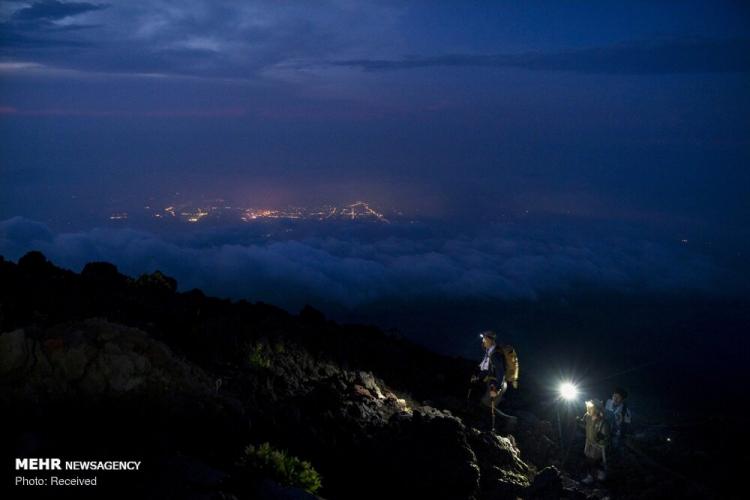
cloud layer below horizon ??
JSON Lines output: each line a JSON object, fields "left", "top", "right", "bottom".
{"left": 0, "top": 216, "right": 737, "bottom": 312}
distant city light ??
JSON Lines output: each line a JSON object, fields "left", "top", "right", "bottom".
{"left": 134, "top": 200, "right": 395, "bottom": 225}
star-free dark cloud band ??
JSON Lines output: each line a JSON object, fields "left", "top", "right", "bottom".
{"left": 12, "top": 0, "right": 106, "bottom": 22}
{"left": 335, "top": 38, "right": 750, "bottom": 75}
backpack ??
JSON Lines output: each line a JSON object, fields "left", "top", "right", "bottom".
{"left": 501, "top": 345, "right": 519, "bottom": 388}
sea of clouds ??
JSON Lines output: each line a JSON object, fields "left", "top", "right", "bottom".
{"left": 0, "top": 216, "right": 734, "bottom": 311}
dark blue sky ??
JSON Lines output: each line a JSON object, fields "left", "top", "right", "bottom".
{"left": 1, "top": 1, "right": 749, "bottom": 305}
{"left": 2, "top": 0, "right": 748, "bottom": 227}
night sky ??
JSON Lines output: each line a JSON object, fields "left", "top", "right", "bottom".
{"left": 1, "top": 1, "right": 749, "bottom": 339}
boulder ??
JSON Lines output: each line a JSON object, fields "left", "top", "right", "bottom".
{"left": 527, "top": 466, "right": 564, "bottom": 499}
{"left": 467, "top": 429, "right": 531, "bottom": 498}
{"left": 0, "top": 318, "right": 214, "bottom": 398}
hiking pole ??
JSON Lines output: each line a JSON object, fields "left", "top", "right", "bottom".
{"left": 491, "top": 397, "right": 496, "bottom": 432}
{"left": 466, "top": 375, "right": 479, "bottom": 411}
{"left": 556, "top": 381, "right": 579, "bottom": 464}
{"left": 556, "top": 407, "right": 564, "bottom": 458}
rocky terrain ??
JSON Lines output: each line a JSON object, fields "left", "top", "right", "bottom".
{"left": 0, "top": 251, "right": 738, "bottom": 499}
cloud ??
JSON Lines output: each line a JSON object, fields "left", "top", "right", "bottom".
{"left": 12, "top": 1, "right": 106, "bottom": 22}
{"left": 0, "top": 0, "right": 405, "bottom": 79}
{"left": 1, "top": 1, "right": 106, "bottom": 49}
{"left": 1, "top": 1, "right": 747, "bottom": 94}
{"left": 0, "top": 25, "right": 92, "bottom": 48}
{"left": 0, "top": 216, "right": 737, "bottom": 312}
{"left": 335, "top": 38, "right": 750, "bottom": 75}
{"left": 0, "top": 105, "right": 247, "bottom": 117}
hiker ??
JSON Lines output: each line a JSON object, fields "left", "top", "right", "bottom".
{"left": 604, "top": 387, "right": 631, "bottom": 453}
{"left": 579, "top": 399, "right": 611, "bottom": 484}
{"left": 469, "top": 331, "right": 519, "bottom": 430}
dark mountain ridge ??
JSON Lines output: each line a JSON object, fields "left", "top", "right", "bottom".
{"left": 0, "top": 251, "right": 739, "bottom": 499}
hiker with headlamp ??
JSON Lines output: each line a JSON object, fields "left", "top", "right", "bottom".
{"left": 578, "top": 399, "right": 611, "bottom": 484}
{"left": 469, "top": 330, "right": 519, "bottom": 431}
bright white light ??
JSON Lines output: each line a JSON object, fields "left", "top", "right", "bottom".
{"left": 559, "top": 382, "right": 579, "bottom": 401}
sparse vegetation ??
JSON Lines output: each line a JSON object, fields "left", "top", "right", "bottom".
{"left": 135, "top": 270, "right": 178, "bottom": 292}
{"left": 273, "top": 341, "right": 286, "bottom": 354}
{"left": 248, "top": 342, "right": 271, "bottom": 369}
{"left": 241, "top": 442, "right": 322, "bottom": 494}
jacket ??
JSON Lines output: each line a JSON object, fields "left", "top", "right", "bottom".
{"left": 477, "top": 345, "right": 506, "bottom": 391}
{"left": 583, "top": 413, "right": 611, "bottom": 462}
{"left": 604, "top": 398, "right": 631, "bottom": 438}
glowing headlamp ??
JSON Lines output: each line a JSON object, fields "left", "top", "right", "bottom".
{"left": 558, "top": 381, "right": 579, "bottom": 401}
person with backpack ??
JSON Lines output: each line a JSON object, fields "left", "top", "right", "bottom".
{"left": 469, "top": 330, "right": 519, "bottom": 430}
{"left": 604, "top": 387, "right": 631, "bottom": 453}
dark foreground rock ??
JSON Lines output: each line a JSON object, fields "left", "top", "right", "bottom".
{"left": 0, "top": 316, "right": 548, "bottom": 499}
{"left": 0, "top": 253, "right": 558, "bottom": 499}
{"left": 1, "top": 252, "right": 732, "bottom": 500}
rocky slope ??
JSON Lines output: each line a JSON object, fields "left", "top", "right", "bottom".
{"left": 1, "top": 251, "right": 729, "bottom": 499}
{"left": 1, "top": 251, "right": 570, "bottom": 499}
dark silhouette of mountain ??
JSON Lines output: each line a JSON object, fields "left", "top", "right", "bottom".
{"left": 0, "top": 251, "right": 740, "bottom": 499}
